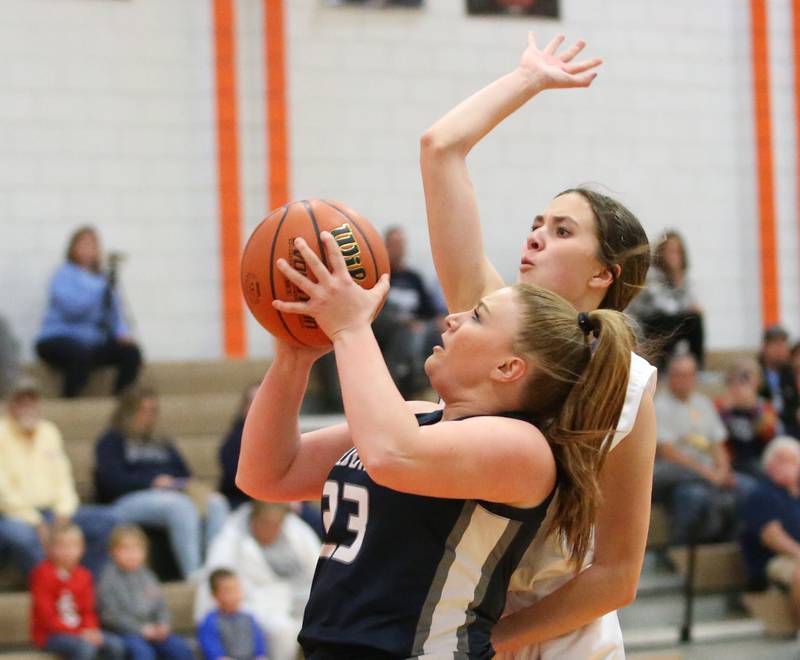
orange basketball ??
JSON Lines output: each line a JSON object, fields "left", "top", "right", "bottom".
{"left": 241, "top": 199, "right": 390, "bottom": 347}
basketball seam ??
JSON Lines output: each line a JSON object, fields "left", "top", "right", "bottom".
{"left": 303, "top": 199, "right": 329, "bottom": 270}
{"left": 268, "top": 204, "right": 312, "bottom": 347}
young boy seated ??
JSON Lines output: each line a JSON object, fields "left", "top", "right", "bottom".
{"left": 96, "top": 524, "right": 193, "bottom": 659}
{"left": 197, "top": 568, "right": 268, "bottom": 660}
{"left": 30, "top": 522, "right": 125, "bottom": 660}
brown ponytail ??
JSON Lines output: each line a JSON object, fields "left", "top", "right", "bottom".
{"left": 513, "top": 285, "right": 635, "bottom": 567}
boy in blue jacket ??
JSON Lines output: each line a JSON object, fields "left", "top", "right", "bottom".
{"left": 197, "top": 568, "right": 268, "bottom": 660}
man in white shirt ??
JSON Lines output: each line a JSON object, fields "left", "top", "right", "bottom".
{"left": 653, "top": 353, "right": 757, "bottom": 545}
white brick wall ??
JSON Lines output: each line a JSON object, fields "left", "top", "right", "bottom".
{"left": 0, "top": 0, "right": 221, "bottom": 362}
{"left": 0, "top": 0, "right": 797, "bottom": 364}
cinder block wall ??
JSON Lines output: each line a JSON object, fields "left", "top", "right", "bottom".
{"left": 1, "top": 0, "right": 796, "bottom": 361}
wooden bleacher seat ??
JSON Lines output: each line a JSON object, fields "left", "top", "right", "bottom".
{"left": 667, "top": 542, "right": 748, "bottom": 592}
{"left": 742, "top": 587, "right": 798, "bottom": 637}
{"left": 25, "top": 359, "right": 270, "bottom": 399}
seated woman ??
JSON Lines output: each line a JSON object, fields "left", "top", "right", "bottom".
{"left": 628, "top": 229, "right": 705, "bottom": 369}
{"left": 194, "top": 501, "right": 320, "bottom": 660}
{"left": 237, "top": 231, "right": 636, "bottom": 659}
{"left": 35, "top": 226, "right": 142, "bottom": 398}
{"left": 94, "top": 386, "right": 229, "bottom": 578}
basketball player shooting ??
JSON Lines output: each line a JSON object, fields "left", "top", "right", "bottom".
{"left": 237, "top": 230, "right": 636, "bottom": 659}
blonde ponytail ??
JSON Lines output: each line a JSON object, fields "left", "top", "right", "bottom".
{"left": 513, "top": 286, "right": 635, "bottom": 567}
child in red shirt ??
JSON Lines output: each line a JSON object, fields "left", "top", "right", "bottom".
{"left": 30, "top": 523, "right": 125, "bottom": 660}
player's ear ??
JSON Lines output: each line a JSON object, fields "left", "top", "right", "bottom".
{"left": 588, "top": 262, "right": 619, "bottom": 291}
{"left": 491, "top": 356, "right": 527, "bottom": 383}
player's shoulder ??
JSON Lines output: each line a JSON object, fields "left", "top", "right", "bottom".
{"left": 629, "top": 351, "right": 657, "bottom": 398}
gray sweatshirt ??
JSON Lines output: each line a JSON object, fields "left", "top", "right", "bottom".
{"left": 97, "top": 564, "right": 171, "bottom": 634}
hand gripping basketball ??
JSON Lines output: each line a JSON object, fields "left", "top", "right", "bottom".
{"left": 273, "top": 232, "right": 391, "bottom": 341}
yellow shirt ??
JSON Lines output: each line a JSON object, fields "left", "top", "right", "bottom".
{"left": 0, "top": 416, "right": 79, "bottom": 525}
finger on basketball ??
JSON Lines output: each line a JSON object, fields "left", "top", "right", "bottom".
{"left": 543, "top": 33, "right": 565, "bottom": 55}
{"left": 293, "top": 237, "right": 332, "bottom": 284}
{"left": 276, "top": 257, "right": 319, "bottom": 295}
{"left": 374, "top": 273, "right": 390, "bottom": 297}
{"left": 559, "top": 40, "right": 585, "bottom": 63}
{"left": 565, "top": 57, "right": 603, "bottom": 76}
{"left": 272, "top": 299, "right": 310, "bottom": 315}
{"left": 320, "top": 231, "right": 348, "bottom": 277}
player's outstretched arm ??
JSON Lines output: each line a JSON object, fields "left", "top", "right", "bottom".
{"left": 236, "top": 341, "right": 353, "bottom": 502}
{"left": 420, "top": 33, "right": 602, "bottom": 313}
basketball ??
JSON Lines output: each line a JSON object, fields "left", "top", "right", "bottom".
{"left": 241, "top": 199, "right": 390, "bottom": 347}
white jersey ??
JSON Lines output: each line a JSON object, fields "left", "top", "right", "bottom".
{"left": 498, "top": 352, "right": 657, "bottom": 660}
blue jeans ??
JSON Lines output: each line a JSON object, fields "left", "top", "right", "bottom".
{"left": 0, "top": 505, "right": 118, "bottom": 576}
{"left": 111, "top": 489, "right": 229, "bottom": 577}
{"left": 44, "top": 631, "right": 126, "bottom": 660}
{"left": 669, "top": 472, "right": 758, "bottom": 545}
{"left": 121, "top": 633, "right": 194, "bottom": 660}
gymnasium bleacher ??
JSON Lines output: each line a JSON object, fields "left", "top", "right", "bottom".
{"left": 0, "top": 359, "right": 342, "bottom": 658}
{"left": 1, "top": 352, "right": 798, "bottom": 659}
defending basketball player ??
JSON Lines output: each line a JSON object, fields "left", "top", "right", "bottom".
{"left": 237, "top": 231, "right": 637, "bottom": 659}
{"left": 419, "top": 33, "right": 657, "bottom": 657}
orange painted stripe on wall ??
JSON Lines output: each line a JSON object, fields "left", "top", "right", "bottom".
{"left": 751, "top": 0, "right": 780, "bottom": 326}
{"left": 213, "top": 0, "right": 246, "bottom": 357}
{"left": 264, "top": 0, "right": 290, "bottom": 209}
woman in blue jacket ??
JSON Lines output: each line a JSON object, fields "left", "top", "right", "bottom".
{"left": 36, "top": 226, "right": 142, "bottom": 397}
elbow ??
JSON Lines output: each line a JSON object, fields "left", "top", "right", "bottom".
{"left": 358, "top": 451, "right": 395, "bottom": 487}
{"left": 611, "top": 564, "right": 642, "bottom": 609}
{"left": 235, "top": 470, "right": 275, "bottom": 502}
{"left": 615, "top": 578, "right": 638, "bottom": 609}
{"left": 356, "top": 442, "right": 408, "bottom": 491}
{"left": 420, "top": 130, "right": 466, "bottom": 161}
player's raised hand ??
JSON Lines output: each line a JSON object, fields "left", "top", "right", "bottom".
{"left": 273, "top": 232, "right": 390, "bottom": 341}
{"left": 519, "top": 32, "right": 602, "bottom": 90}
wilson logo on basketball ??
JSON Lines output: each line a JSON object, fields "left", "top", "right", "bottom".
{"left": 330, "top": 223, "right": 367, "bottom": 281}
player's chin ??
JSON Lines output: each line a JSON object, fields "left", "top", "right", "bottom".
{"left": 516, "top": 266, "right": 539, "bottom": 286}
{"left": 423, "top": 351, "right": 440, "bottom": 374}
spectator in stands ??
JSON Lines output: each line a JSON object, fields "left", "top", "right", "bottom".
{"left": 218, "top": 383, "right": 323, "bottom": 537}
{"left": 717, "top": 357, "right": 780, "bottom": 477}
{"left": 628, "top": 229, "right": 704, "bottom": 369}
{"left": 30, "top": 522, "right": 125, "bottom": 660}
{"left": 97, "top": 524, "right": 193, "bottom": 660}
{"left": 653, "top": 353, "right": 756, "bottom": 545}
{"left": 758, "top": 324, "right": 800, "bottom": 438}
{"left": 792, "top": 341, "right": 800, "bottom": 395}
{"left": 739, "top": 437, "right": 800, "bottom": 613}
{"left": 197, "top": 568, "right": 268, "bottom": 660}
{"left": 35, "top": 226, "right": 142, "bottom": 398}
{"left": 372, "top": 226, "right": 445, "bottom": 397}
{"left": 0, "top": 313, "right": 20, "bottom": 398}
{"left": 194, "top": 502, "right": 320, "bottom": 660}
{"left": 0, "top": 378, "right": 118, "bottom": 576}
{"left": 94, "top": 387, "right": 229, "bottom": 579}
{"left": 218, "top": 383, "right": 258, "bottom": 510}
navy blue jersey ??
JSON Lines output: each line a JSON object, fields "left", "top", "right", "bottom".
{"left": 299, "top": 410, "right": 554, "bottom": 659}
